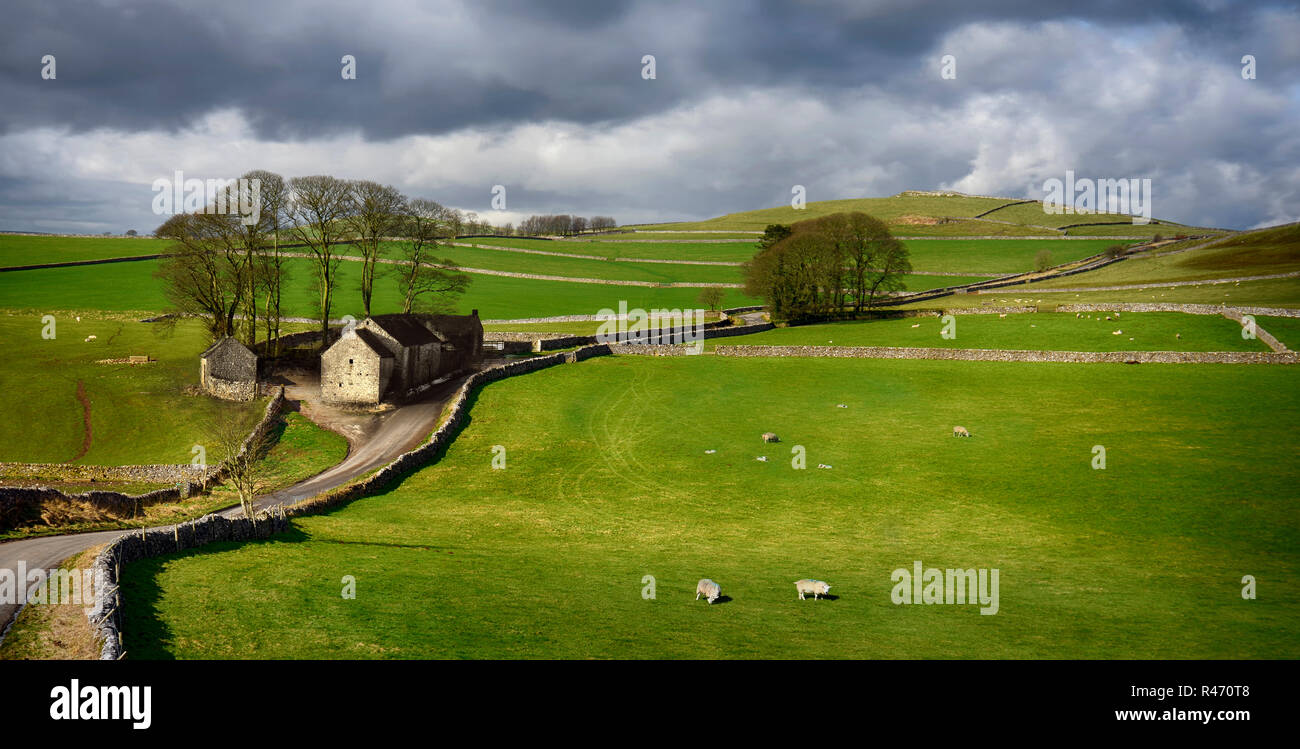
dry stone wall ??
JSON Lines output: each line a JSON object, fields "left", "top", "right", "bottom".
{"left": 709, "top": 345, "right": 1298, "bottom": 364}
{"left": 0, "top": 389, "right": 286, "bottom": 532}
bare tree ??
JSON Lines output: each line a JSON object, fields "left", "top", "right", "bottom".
{"left": 245, "top": 171, "right": 290, "bottom": 355}
{"left": 288, "top": 176, "right": 354, "bottom": 349}
{"left": 209, "top": 405, "right": 272, "bottom": 522}
{"left": 394, "top": 198, "right": 472, "bottom": 314}
{"left": 346, "top": 180, "right": 406, "bottom": 317}
{"left": 154, "top": 211, "right": 250, "bottom": 340}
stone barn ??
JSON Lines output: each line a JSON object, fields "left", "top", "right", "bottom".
{"left": 320, "top": 312, "right": 483, "bottom": 404}
{"left": 199, "top": 337, "right": 258, "bottom": 401}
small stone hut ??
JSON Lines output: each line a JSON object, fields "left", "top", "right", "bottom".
{"left": 200, "top": 337, "right": 258, "bottom": 401}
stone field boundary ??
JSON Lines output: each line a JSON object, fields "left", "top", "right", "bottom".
{"left": 0, "top": 389, "right": 286, "bottom": 532}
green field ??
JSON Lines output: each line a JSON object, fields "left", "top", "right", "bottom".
{"left": 1027, "top": 225, "right": 1300, "bottom": 290}
{"left": 459, "top": 237, "right": 763, "bottom": 263}
{"left": 0, "top": 235, "right": 166, "bottom": 268}
{"left": 0, "top": 410, "right": 349, "bottom": 541}
{"left": 0, "top": 258, "right": 763, "bottom": 320}
{"left": 708, "top": 312, "right": 1267, "bottom": 353}
{"left": 900, "top": 239, "right": 1131, "bottom": 274}
{"left": 119, "top": 355, "right": 1300, "bottom": 659}
{"left": 1257, "top": 316, "right": 1300, "bottom": 349}
{"left": 384, "top": 242, "right": 745, "bottom": 284}
{"left": 627, "top": 193, "right": 1018, "bottom": 231}
{"left": 0, "top": 312, "right": 261, "bottom": 465}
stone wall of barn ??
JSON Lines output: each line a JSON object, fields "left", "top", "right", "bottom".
{"left": 321, "top": 336, "right": 392, "bottom": 404}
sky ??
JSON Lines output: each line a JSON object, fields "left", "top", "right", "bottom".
{"left": 1, "top": 0, "right": 1297, "bottom": 234}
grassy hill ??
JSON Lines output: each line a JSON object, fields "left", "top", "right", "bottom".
{"left": 119, "top": 355, "right": 1300, "bottom": 659}
{"left": 627, "top": 191, "right": 1221, "bottom": 238}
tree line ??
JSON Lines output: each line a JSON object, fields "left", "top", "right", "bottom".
{"left": 154, "top": 172, "right": 475, "bottom": 354}
{"left": 742, "top": 212, "right": 912, "bottom": 323}
{"left": 515, "top": 214, "right": 618, "bottom": 236}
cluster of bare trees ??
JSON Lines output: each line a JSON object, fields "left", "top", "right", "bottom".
{"left": 154, "top": 172, "right": 473, "bottom": 352}
{"left": 742, "top": 212, "right": 911, "bottom": 323}
{"left": 516, "top": 214, "right": 617, "bottom": 236}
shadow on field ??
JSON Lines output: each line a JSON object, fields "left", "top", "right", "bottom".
{"left": 708, "top": 595, "right": 734, "bottom": 605}
{"left": 119, "top": 526, "right": 310, "bottom": 660}
{"left": 800, "top": 594, "right": 839, "bottom": 601}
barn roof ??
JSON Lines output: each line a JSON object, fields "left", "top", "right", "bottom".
{"left": 369, "top": 315, "right": 441, "bottom": 347}
{"left": 351, "top": 328, "right": 395, "bottom": 358}
{"left": 200, "top": 336, "right": 256, "bottom": 361}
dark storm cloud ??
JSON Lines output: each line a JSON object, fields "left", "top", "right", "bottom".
{"left": 3, "top": 0, "right": 1294, "bottom": 139}
{"left": 0, "top": 0, "right": 1297, "bottom": 233}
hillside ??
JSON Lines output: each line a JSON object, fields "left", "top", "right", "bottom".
{"left": 627, "top": 191, "right": 1222, "bottom": 238}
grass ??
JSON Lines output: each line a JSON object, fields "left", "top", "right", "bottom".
{"left": 118, "top": 355, "right": 1299, "bottom": 659}
{"left": 0, "top": 311, "right": 262, "bottom": 465}
{"left": 0, "top": 258, "right": 763, "bottom": 320}
{"left": 1028, "top": 225, "right": 1300, "bottom": 290}
{"left": 896, "top": 277, "right": 1300, "bottom": 311}
{"left": 0, "top": 235, "right": 166, "bottom": 268}
{"left": 1257, "top": 316, "right": 1300, "bottom": 350}
{"left": 707, "top": 312, "right": 1268, "bottom": 352}
{"left": 901, "top": 239, "right": 1132, "bottom": 274}
{"left": 627, "top": 193, "right": 1018, "bottom": 231}
{"left": 380, "top": 241, "right": 744, "bottom": 284}
{"left": 458, "top": 237, "right": 763, "bottom": 263}
{"left": 0, "top": 410, "right": 350, "bottom": 541}
{"left": 975, "top": 201, "right": 1205, "bottom": 232}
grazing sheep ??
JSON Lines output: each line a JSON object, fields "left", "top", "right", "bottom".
{"left": 817, "top": 463, "right": 832, "bottom": 469}
{"left": 696, "top": 579, "right": 721, "bottom": 604}
{"left": 1112, "top": 330, "right": 1123, "bottom": 335}
{"left": 910, "top": 323, "right": 920, "bottom": 328}
{"left": 953, "top": 425, "right": 971, "bottom": 438}
{"left": 1176, "top": 333, "right": 1182, "bottom": 339}
{"left": 836, "top": 404, "right": 847, "bottom": 408}
{"left": 755, "top": 456, "right": 768, "bottom": 462}
{"left": 795, "top": 579, "right": 832, "bottom": 600}
{"left": 704, "top": 449, "right": 716, "bottom": 454}
{"left": 762, "top": 432, "right": 779, "bottom": 443}
{"left": 84, "top": 335, "right": 97, "bottom": 342}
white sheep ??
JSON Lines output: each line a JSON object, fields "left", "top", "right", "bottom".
{"left": 696, "top": 579, "right": 721, "bottom": 604}
{"left": 795, "top": 579, "right": 832, "bottom": 600}
{"left": 953, "top": 426, "right": 971, "bottom": 437}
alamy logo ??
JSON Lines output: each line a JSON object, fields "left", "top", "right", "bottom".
{"left": 595, "top": 302, "right": 706, "bottom": 353}
{"left": 891, "top": 560, "right": 1000, "bottom": 615}
{"left": 151, "top": 170, "right": 262, "bottom": 226}
{"left": 1042, "top": 170, "right": 1152, "bottom": 225}
{"left": 50, "top": 679, "right": 152, "bottom": 730}
{"left": 0, "top": 562, "right": 103, "bottom": 607}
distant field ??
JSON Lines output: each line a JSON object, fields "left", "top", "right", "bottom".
{"left": 902, "top": 239, "right": 1132, "bottom": 274}
{"left": 459, "top": 237, "right": 762, "bottom": 263}
{"left": 708, "top": 312, "right": 1266, "bottom": 353}
{"left": 380, "top": 241, "right": 743, "bottom": 284}
{"left": 1027, "top": 225, "right": 1300, "bottom": 290}
{"left": 978, "top": 201, "right": 1203, "bottom": 232}
{"left": 891, "top": 277, "right": 1300, "bottom": 311}
{"left": 0, "top": 312, "right": 261, "bottom": 465}
{"left": 610, "top": 232, "right": 760, "bottom": 241}
{"left": 0, "top": 235, "right": 165, "bottom": 268}
{"left": 627, "top": 193, "right": 1017, "bottom": 231}
{"left": 0, "top": 258, "right": 762, "bottom": 320}
{"left": 120, "top": 355, "right": 1300, "bottom": 659}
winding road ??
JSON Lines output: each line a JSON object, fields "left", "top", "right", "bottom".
{"left": 0, "top": 368, "right": 476, "bottom": 644}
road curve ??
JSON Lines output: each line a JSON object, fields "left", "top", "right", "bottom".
{"left": 0, "top": 371, "right": 472, "bottom": 645}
